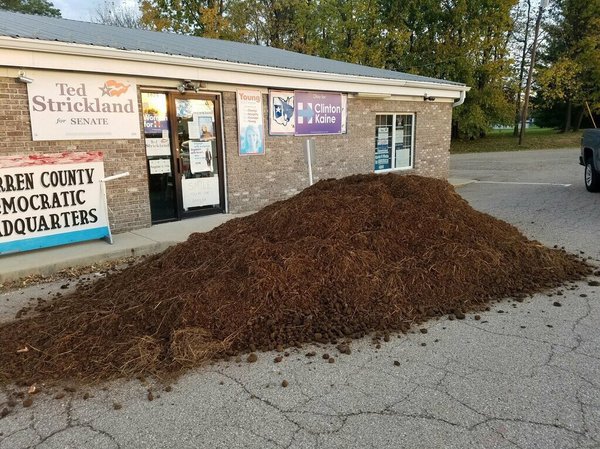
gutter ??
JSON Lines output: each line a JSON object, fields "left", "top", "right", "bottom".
{"left": 452, "top": 90, "right": 466, "bottom": 108}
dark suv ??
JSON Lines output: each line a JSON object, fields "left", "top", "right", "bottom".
{"left": 580, "top": 129, "right": 600, "bottom": 192}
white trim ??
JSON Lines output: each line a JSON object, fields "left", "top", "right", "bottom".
{"left": 373, "top": 167, "right": 414, "bottom": 174}
{"left": 0, "top": 37, "right": 469, "bottom": 98}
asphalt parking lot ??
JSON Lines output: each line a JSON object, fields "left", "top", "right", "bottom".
{"left": 1, "top": 148, "right": 600, "bottom": 449}
{"left": 453, "top": 148, "right": 600, "bottom": 260}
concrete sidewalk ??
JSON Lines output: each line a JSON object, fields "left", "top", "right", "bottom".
{"left": 0, "top": 213, "right": 252, "bottom": 283}
{"left": 0, "top": 179, "right": 474, "bottom": 283}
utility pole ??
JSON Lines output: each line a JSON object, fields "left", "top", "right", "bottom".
{"left": 519, "top": 0, "right": 549, "bottom": 145}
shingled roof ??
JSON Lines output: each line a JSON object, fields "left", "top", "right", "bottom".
{"left": 0, "top": 10, "right": 465, "bottom": 87}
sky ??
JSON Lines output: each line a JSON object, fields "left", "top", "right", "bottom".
{"left": 51, "top": 0, "right": 137, "bottom": 21}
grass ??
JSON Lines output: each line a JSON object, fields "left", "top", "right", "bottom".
{"left": 450, "top": 128, "right": 583, "bottom": 154}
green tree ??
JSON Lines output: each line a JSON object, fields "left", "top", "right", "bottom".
{"left": 140, "top": 0, "right": 518, "bottom": 139}
{"left": 381, "top": 0, "right": 517, "bottom": 139}
{"left": 140, "top": 0, "right": 243, "bottom": 40}
{"left": 232, "top": 0, "right": 317, "bottom": 50}
{"left": 311, "top": 0, "right": 406, "bottom": 67}
{"left": 537, "top": 0, "right": 600, "bottom": 131}
{"left": 0, "top": 0, "right": 60, "bottom": 16}
{"left": 508, "top": 0, "right": 535, "bottom": 136}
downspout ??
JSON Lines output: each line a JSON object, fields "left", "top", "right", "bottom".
{"left": 453, "top": 90, "right": 465, "bottom": 108}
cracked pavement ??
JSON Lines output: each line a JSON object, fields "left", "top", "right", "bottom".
{"left": 1, "top": 148, "right": 600, "bottom": 448}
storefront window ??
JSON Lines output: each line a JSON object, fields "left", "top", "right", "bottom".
{"left": 374, "top": 113, "right": 414, "bottom": 171}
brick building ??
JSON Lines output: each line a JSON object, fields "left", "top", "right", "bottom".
{"left": 0, "top": 11, "right": 468, "bottom": 253}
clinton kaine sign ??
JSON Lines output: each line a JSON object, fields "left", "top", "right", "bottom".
{"left": 27, "top": 72, "right": 140, "bottom": 141}
{"left": 295, "top": 91, "right": 343, "bottom": 135}
{"left": 0, "top": 152, "right": 110, "bottom": 255}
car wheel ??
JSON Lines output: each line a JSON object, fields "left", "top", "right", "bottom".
{"left": 585, "top": 159, "right": 600, "bottom": 192}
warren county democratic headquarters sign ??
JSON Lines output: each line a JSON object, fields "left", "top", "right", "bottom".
{"left": 0, "top": 152, "right": 110, "bottom": 255}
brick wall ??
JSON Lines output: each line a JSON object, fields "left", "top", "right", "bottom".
{"left": 0, "top": 77, "right": 151, "bottom": 233}
{"left": 1, "top": 75, "right": 453, "bottom": 231}
{"left": 223, "top": 92, "right": 452, "bottom": 213}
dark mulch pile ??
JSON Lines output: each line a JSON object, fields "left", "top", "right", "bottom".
{"left": 0, "top": 174, "right": 590, "bottom": 385}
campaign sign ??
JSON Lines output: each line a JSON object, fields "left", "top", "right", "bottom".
{"left": 237, "top": 90, "right": 265, "bottom": 155}
{"left": 295, "top": 92, "right": 343, "bottom": 135}
{"left": 27, "top": 72, "right": 140, "bottom": 141}
{"left": 0, "top": 152, "right": 110, "bottom": 255}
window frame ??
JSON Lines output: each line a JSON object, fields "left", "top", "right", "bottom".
{"left": 373, "top": 112, "right": 416, "bottom": 173}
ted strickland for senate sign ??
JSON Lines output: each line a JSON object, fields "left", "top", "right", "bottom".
{"left": 26, "top": 72, "right": 140, "bottom": 141}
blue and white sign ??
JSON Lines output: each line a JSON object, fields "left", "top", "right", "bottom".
{"left": 295, "top": 91, "right": 343, "bottom": 136}
{"left": 269, "top": 90, "right": 295, "bottom": 135}
{"left": 237, "top": 90, "right": 265, "bottom": 156}
{"left": 375, "top": 127, "right": 391, "bottom": 170}
{"left": 0, "top": 152, "right": 110, "bottom": 255}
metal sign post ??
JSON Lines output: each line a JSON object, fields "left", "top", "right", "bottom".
{"left": 99, "top": 172, "right": 129, "bottom": 244}
{"left": 304, "top": 139, "right": 316, "bottom": 186}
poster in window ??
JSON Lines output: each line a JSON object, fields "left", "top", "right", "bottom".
{"left": 143, "top": 93, "right": 169, "bottom": 135}
{"left": 375, "top": 126, "right": 391, "bottom": 170}
{"left": 145, "top": 137, "right": 171, "bottom": 157}
{"left": 189, "top": 141, "right": 213, "bottom": 173}
{"left": 182, "top": 176, "right": 220, "bottom": 209}
{"left": 192, "top": 112, "right": 215, "bottom": 139}
{"left": 148, "top": 158, "right": 172, "bottom": 174}
{"left": 237, "top": 90, "right": 265, "bottom": 155}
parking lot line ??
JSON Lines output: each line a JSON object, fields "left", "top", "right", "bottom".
{"left": 476, "top": 181, "right": 572, "bottom": 187}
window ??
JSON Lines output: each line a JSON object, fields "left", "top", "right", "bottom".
{"left": 374, "top": 113, "right": 414, "bottom": 171}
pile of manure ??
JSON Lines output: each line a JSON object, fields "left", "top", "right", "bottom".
{"left": 0, "top": 174, "right": 590, "bottom": 384}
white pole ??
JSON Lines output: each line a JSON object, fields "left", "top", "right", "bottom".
{"left": 305, "top": 140, "right": 313, "bottom": 186}
{"left": 99, "top": 172, "right": 130, "bottom": 244}
{"left": 101, "top": 172, "right": 129, "bottom": 182}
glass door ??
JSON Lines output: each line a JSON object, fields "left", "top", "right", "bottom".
{"left": 171, "top": 95, "right": 224, "bottom": 217}
{"left": 142, "top": 92, "right": 177, "bottom": 222}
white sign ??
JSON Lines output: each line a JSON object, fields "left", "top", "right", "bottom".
{"left": 0, "top": 152, "right": 110, "bottom": 254}
{"left": 269, "top": 90, "right": 295, "bottom": 135}
{"left": 189, "top": 141, "right": 213, "bottom": 173}
{"left": 145, "top": 138, "right": 171, "bottom": 157}
{"left": 182, "top": 176, "right": 220, "bottom": 209}
{"left": 148, "top": 158, "right": 172, "bottom": 175}
{"left": 237, "top": 90, "right": 265, "bottom": 155}
{"left": 27, "top": 71, "right": 140, "bottom": 141}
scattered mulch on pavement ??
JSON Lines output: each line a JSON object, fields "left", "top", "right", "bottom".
{"left": 0, "top": 174, "right": 591, "bottom": 386}
{"left": 0, "top": 256, "right": 142, "bottom": 294}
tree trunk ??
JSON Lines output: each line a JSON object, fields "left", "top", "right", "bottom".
{"left": 575, "top": 107, "right": 584, "bottom": 131}
{"left": 513, "top": 0, "right": 532, "bottom": 137}
{"left": 564, "top": 99, "right": 572, "bottom": 133}
{"left": 451, "top": 121, "right": 460, "bottom": 140}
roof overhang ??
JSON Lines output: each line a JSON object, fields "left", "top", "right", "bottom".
{"left": 0, "top": 36, "right": 470, "bottom": 99}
